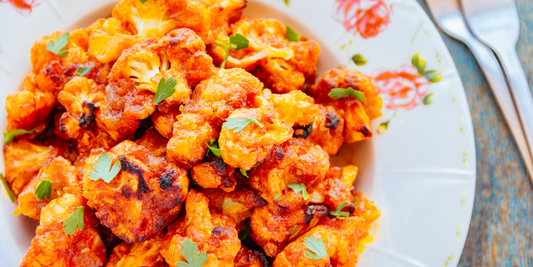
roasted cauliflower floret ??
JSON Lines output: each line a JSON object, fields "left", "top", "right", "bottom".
{"left": 181, "top": 68, "right": 263, "bottom": 124}
{"left": 88, "top": 18, "right": 138, "bottom": 63}
{"left": 309, "top": 165, "right": 358, "bottom": 209}
{"left": 58, "top": 76, "right": 105, "bottom": 128}
{"left": 248, "top": 138, "right": 329, "bottom": 207}
{"left": 306, "top": 105, "right": 345, "bottom": 156}
{"left": 5, "top": 74, "right": 56, "bottom": 134}
{"left": 14, "top": 157, "right": 80, "bottom": 220}
{"left": 166, "top": 113, "right": 217, "bottom": 169}
{"left": 20, "top": 194, "right": 107, "bottom": 267}
{"left": 106, "top": 233, "right": 166, "bottom": 267}
{"left": 134, "top": 127, "right": 168, "bottom": 158}
{"left": 191, "top": 159, "right": 237, "bottom": 192}
{"left": 3, "top": 139, "right": 61, "bottom": 195}
{"left": 234, "top": 247, "right": 271, "bottom": 267}
{"left": 309, "top": 67, "right": 383, "bottom": 143}
{"left": 151, "top": 108, "right": 180, "bottom": 139}
{"left": 251, "top": 203, "right": 329, "bottom": 257}
{"left": 211, "top": 17, "right": 320, "bottom": 93}
{"left": 200, "top": 187, "right": 267, "bottom": 225}
{"left": 273, "top": 216, "right": 365, "bottom": 267}
{"left": 168, "top": 0, "right": 246, "bottom": 44}
{"left": 98, "top": 28, "right": 215, "bottom": 140}
{"left": 83, "top": 141, "right": 189, "bottom": 243}
{"left": 219, "top": 96, "right": 293, "bottom": 170}
{"left": 30, "top": 29, "right": 111, "bottom": 95}
{"left": 160, "top": 190, "right": 241, "bottom": 267}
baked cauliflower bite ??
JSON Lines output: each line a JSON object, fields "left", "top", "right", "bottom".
{"left": 5, "top": 74, "right": 56, "bottom": 134}
{"left": 14, "top": 157, "right": 80, "bottom": 220}
{"left": 151, "top": 108, "right": 180, "bottom": 139}
{"left": 181, "top": 68, "right": 264, "bottom": 124}
{"left": 191, "top": 159, "right": 238, "bottom": 192}
{"left": 210, "top": 17, "right": 320, "bottom": 93}
{"left": 250, "top": 203, "right": 329, "bottom": 258}
{"left": 309, "top": 67, "right": 383, "bottom": 143}
{"left": 266, "top": 89, "right": 345, "bottom": 155}
{"left": 30, "top": 29, "right": 111, "bottom": 95}
{"left": 134, "top": 127, "right": 168, "bottom": 158}
{"left": 200, "top": 187, "right": 267, "bottom": 225}
{"left": 248, "top": 138, "right": 329, "bottom": 208}
{"left": 234, "top": 247, "right": 271, "bottom": 267}
{"left": 20, "top": 194, "right": 107, "bottom": 267}
{"left": 98, "top": 28, "right": 215, "bottom": 140}
{"left": 82, "top": 141, "right": 189, "bottom": 243}
{"left": 166, "top": 113, "right": 217, "bottom": 170}
{"left": 3, "top": 139, "right": 62, "bottom": 195}
{"left": 106, "top": 233, "right": 167, "bottom": 267}
{"left": 309, "top": 165, "right": 359, "bottom": 210}
{"left": 218, "top": 95, "right": 294, "bottom": 170}
{"left": 160, "top": 190, "right": 241, "bottom": 267}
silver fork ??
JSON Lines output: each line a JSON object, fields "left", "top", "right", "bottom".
{"left": 460, "top": 0, "right": 533, "bottom": 178}
{"left": 424, "top": 0, "right": 533, "bottom": 181}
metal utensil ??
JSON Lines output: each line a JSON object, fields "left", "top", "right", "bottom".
{"left": 424, "top": 0, "right": 533, "bottom": 180}
{"left": 460, "top": 0, "right": 533, "bottom": 178}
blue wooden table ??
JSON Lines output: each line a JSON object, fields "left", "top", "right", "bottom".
{"left": 416, "top": 0, "right": 533, "bottom": 265}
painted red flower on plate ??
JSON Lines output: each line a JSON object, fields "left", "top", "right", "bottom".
{"left": 373, "top": 65, "right": 431, "bottom": 110}
{"left": 335, "top": 0, "right": 393, "bottom": 39}
{"left": 1, "top": 0, "right": 41, "bottom": 16}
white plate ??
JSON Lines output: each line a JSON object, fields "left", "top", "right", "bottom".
{"left": 0, "top": 0, "right": 476, "bottom": 266}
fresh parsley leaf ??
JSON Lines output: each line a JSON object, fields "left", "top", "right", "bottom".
{"left": 223, "top": 118, "right": 263, "bottom": 133}
{"left": 287, "top": 183, "right": 309, "bottom": 200}
{"left": 353, "top": 197, "right": 360, "bottom": 203}
{"left": 273, "top": 193, "right": 281, "bottom": 200}
{"left": 0, "top": 174, "right": 15, "bottom": 203}
{"left": 229, "top": 33, "right": 250, "bottom": 50}
{"left": 304, "top": 237, "right": 328, "bottom": 260}
{"left": 140, "top": 0, "right": 149, "bottom": 3}
{"left": 330, "top": 201, "right": 350, "bottom": 220}
{"left": 46, "top": 32, "right": 70, "bottom": 57}
{"left": 238, "top": 220, "right": 251, "bottom": 241}
{"left": 4, "top": 128, "right": 38, "bottom": 144}
{"left": 328, "top": 87, "right": 366, "bottom": 102}
{"left": 176, "top": 239, "right": 208, "bottom": 267}
{"left": 239, "top": 168, "right": 248, "bottom": 178}
{"left": 153, "top": 77, "right": 177, "bottom": 105}
{"left": 206, "top": 138, "right": 221, "bottom": 157}
{"left": 286, "top": 25, "right": 300, "bottom": 42}
{"left": 89, "top": 151, "right": 121, "bottom": 183}
{"left": 34, "top": 179, "right": 52, "bottom": 201}
{"left": 63, "top": 206, "right": 84, "bottom": 235}
{"left": 214, "top": 33, "right": 250, "bottom": 69}
{"left": 74, "top": 65, "right": 94, "bottom": 77}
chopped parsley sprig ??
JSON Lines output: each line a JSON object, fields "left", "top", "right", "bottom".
{"left": 287, "top": 183, "right": 309, "bottom": 200}
{"left": 4, "top": 128, "right": 38, "bottom": 144}
{"left": 206, "top": 138, "right": 221, "bottom": 157}
{"left": 74, "top": 65, "right": 94, "bottom": 77}
{"left": 330, "top": 201, "right": 350, "bottom": 220}
{"left": 304, "top": 237, "right": 328, "bottom": 260}
{"left": 89, "top": 152, "right": 121, "bottom": 183}
{"left": 63, "top": 206, "right": 84, "bottom": 235}
{"left": 214, "top": 33, "right": 250, "bottom": 69}
{"left": 176, "top": 239, "right": 208, "bottom": 267}
{"left": 286, "top": 25, "right": 300, "bottom": 42}
{"left": 328, "top": 87, "right": 366, "bottom": 101}
{"left": 46, "top": 32, "right": 70, "bottom": 57}
{"left": 34, "top": 179, "right": 53, "bottom": 201}
{"left": 0, "top": 174, "right": 15, "bottom": 203}
{"left": 223, "top": 118, "right": 263, "bottom": 133}
{"left": 153, "top": 77, "right": 177, "bottom": 105}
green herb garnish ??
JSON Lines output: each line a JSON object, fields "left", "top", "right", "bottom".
{"left": 176, "top": 239, "right": 208, "bottom": 267}
{"left": 304, "top": 237, "right": 328, "bottom": 260}
{"left": 4, "top": 128, "right": 38, "bottom": 144}
{"left": 328, "top": 87, "right": 366, "bottom": 101}
{"left": 63, "top": 206, "right": 84, "bottom": 235}
{"left": 223, "top": 118, "right": 263, "bottom": 133}
{"left": 46, "top": 32, "right": 70, "bottom": 57}
{"left": 214, "top": 33, "right": 250, "bottom": 69}
{"left": 287, "top": 183, "right": 309, "bottom": 200}
{"left": 330, "top": 201, "right": 350, "bottom": 220}
{"left": 0, "top": 174, "right": 14, "bottom": 203}
{"left": 34, "top": 179, "right": 52, "bottom": 201}
{"left": 89, "top": 152, "right": 121, "bottom": 183}
{"left": 286, "top": 25, "right": 300, "bottom": 42}
{"left": 206, "top": 138, "right": 221, "bottom": 157}
{"left": 153, "top": 77, "right": 177, "bottom": 105}
{"left": 74, "top": 65, "right": 94, "bottom": 77}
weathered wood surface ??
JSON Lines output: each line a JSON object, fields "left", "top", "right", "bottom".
{"left": 416, "top": 0, "right": 533, "bottom": 265}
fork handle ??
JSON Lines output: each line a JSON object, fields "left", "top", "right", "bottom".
{"left": 495, "top": 46, "right": 533, "bottom": 164}
{"left": 466, "top": 40, "right": 533, "bottom": 180}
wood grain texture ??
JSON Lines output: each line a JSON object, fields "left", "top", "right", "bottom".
{"left": 416, "top": 0, "right": 533, "bottom": 265}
